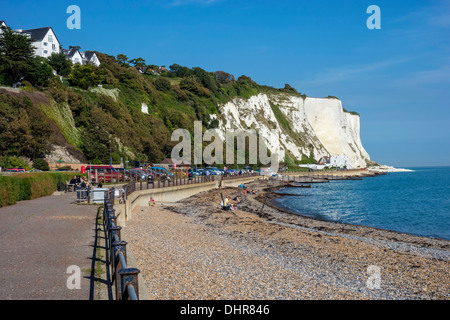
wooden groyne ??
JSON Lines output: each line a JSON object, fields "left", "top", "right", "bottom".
{"left": 274, "top": 169, "right": 387, "bottom": 185}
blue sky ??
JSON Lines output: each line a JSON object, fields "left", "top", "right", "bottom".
{"left": 2, "top": 0, "right": 449, "bottom": 167}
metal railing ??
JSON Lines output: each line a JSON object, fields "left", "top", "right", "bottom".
{"left": 103, "top": 188, "right": 140, "bottom": 300}
{"left": 123, "top": 171, "right": 261, "bottom": 198}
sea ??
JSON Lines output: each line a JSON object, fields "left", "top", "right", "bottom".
{"left": 274, "top": 166, "right": 450, "bottom": 240}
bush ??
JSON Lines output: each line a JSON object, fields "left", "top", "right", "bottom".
{"left": 153, "top": 77, "right": 172, "bottom": 92}
{"left": 0, "top": 172, "right": 83, "bottom": 207}
{"left": 68, "top": 64, "right": 104, "bottom": 89}
{"left": 0, "top": 156, "right": 31, "bottom": 171}
{"left": 33, "top": 158, "right": 50, "bottom": 171}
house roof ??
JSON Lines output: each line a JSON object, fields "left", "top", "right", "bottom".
{"left": 83, "top": 51, "right": 97, "bottom": 60}
{"left": 0, "top": 20, "right": 6, "bottom": 26}
{"left": 62, "top": 48, "right": 81, "bottom": 58}
{"left": 22, "top": 26, "right": 61, "bottom": 44}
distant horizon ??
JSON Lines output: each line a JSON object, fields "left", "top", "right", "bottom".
{"left": 1, "top": 0, "right": 449, "bottom": 167}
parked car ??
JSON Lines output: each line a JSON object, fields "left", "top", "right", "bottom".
{"left": 205, "top": 167, "right": 222, "bottom": 175}
{"left": 192, "top": 168, "right": 205, "bottom": 176}
{"left": 2, "top": 168, "right": 26, "bottom": 173}
{"left": 86, "top": 165, "right": 124, "bottom": 183}
{"left": 140, "top": 169, "right": 155, "bottom": 182}
{"left": 149, "top": 166, "right": 174, "bottom": 178}
{"left": 115, "top": 168, "right": 131, "bottom": 180}
{"left": 148, "top": 168, "right": 172, "bottom": 181}
{"left": 130, "top": 168, "right": 147, "bottom": 181}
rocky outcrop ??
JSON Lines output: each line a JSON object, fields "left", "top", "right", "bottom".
{"left": 216, "top": 93, "right": 370, "bottom": 168}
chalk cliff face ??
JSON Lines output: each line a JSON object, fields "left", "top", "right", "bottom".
{"left": 215, "top": 93, "right": 370, "bottom": 168}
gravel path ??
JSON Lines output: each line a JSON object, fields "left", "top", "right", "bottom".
{"left": 122, "top": 183, "right": 450, "bottom": 300}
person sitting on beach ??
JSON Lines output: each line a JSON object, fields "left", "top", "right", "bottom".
{"left": 222, "top": 196, "right": 231, "bottom": 211}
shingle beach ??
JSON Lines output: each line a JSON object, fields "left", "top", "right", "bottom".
{"left": 122, "top": 180, "right": 450, "bottom": 300}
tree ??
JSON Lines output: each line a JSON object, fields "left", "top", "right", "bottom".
{"left": 192, "top": 67, "right": 218, "bottom": 92}
{"left": 169, "top": 64, "right": 192, "bottom": 78}
{"left": 68, "top": 64, "right": 104, "bottom": 89}
{"left": 0, "top": 26, "right": 35, "bottom": 85}
{"left": 215, "top": 71, "right": 235, "bottom": 84}
{"left": 116, "top": 54, "right": 129, "bottom": 66}
{"left": 33, "top": 158, "right": 50, "bottom": 171}
{"left": 26, "top": 56, "right": 54, "bottom": 87}
{"left": 48, "top": 52, "right": 72, "bottom": 77}
{"left": 129, "top": 57, "right": 146, "bottom": 70}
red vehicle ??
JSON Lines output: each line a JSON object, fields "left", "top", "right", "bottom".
{"left": 86, "top": 165, "right": 124, "bottom": 183}
{"left": 2, "top": 168, "right": 26, "bottom": 173}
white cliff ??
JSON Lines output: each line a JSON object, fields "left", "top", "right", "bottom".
{"left": 216, "top": 93, "right": 371, "bottom": 169}
{"left": 303, "top": 97, "right": 370, "bottom": 168}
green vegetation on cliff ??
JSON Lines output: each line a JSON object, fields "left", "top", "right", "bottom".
{"left": 1, "top": 30, "right": 307, "bottom": 165}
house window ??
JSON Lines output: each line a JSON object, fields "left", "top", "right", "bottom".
{"left": 52, "top": 44, "right": 56, "bottom": 50}
{"left": 43, "top": 42, "right": 48, "bottom": 46}
{"left": 48, "top": 35, "right": 53, "bottom": 42}
{"left": 43, "top": 50, "right": 48, "bottom": 54}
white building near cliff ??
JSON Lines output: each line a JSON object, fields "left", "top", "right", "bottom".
{"left": 21, "top": 26, "right": 61, "bottom": 58}
{"left": 82, "top": 51, "right": 101, "bottom": 67}
{"left": 329, "top": 154, "right": 351, "bottom": 169}
{"left": 62, "top": 47, "right": 83, "bottom": 64}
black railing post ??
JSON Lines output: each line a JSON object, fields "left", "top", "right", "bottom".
{"left": 118, "top": 268, "right": 140, "bottom": 300}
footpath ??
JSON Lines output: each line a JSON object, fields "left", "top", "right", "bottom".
{"left": 0, "top": 192, "right": 110, "bottom": 300}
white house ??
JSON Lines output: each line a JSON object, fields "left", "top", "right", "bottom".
{"left": 21, "top": 27, "right": 61, "bottom": 59}
{"left": 0, "top": 20, "right": 7, "bottom": 33}
{"left": 62, "top": 47, "right": 83, "bottom": 65}
{"left": 329, "top": 154, "right": 351, "bottom": 169}
{"left": 81, "top": 51, "right": 101, "bottom": 67}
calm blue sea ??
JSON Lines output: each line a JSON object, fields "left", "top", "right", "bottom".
{"left": 274, "top": 167, "right": 450, "bottom": 240}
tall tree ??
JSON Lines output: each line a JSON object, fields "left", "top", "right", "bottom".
{"left": 116, "top": 54, "right": 129, "bottom": 66}
{"left": 48, "top": 52, "right": 73, "bottom": 77}
{"left": 129, "top": 57, "right": 146, "bottom": 70}
{"left": 0, "top": 26, "right": 35, "bottom": 85}
{"left": 68, "top": 64, "right": 104, "bottom": 89}
{"left": 26, "top": 56, "right": 54, "bottom": 87}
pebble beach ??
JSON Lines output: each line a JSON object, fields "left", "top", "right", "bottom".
{"left": 122, "top": 179, "right": 450, "bottom": 300}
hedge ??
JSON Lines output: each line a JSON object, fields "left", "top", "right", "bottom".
{"left": 0, "top": 172, "right": 83, "bottom": 208}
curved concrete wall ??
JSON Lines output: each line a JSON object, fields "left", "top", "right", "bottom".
{"left": 120, "top": 176, "right": 264, "bottom": 225}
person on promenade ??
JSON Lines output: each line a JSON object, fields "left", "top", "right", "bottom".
{"left": 69, "top": 176, "right": 78, "bottom": 191}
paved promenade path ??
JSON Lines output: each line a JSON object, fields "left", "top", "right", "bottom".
{"left": 0, "top": 193, "right": 107, "bottom": 300}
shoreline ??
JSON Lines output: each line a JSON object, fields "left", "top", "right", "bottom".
{"left": 367, "top": 165, "right": 415, "bottom": 173}
{"left": 248, "top": 179, "right": 450, "bottom": 253}
{"left": 122, "top": 177, "right": 450, "bottom": 300}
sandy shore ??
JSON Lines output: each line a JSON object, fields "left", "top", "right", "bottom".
{"left": 122, "top": 179, "right": 450, "bottom": 300}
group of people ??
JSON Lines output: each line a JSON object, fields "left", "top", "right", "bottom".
{"left": 239, "top": 183, "right": 256, "bottom": 195}
{"left": 69, "top": 175, "right": 90, "bottom": 191}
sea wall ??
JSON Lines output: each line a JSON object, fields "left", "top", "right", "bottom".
{"left": 120, "top": 176, "right": 265, "bottom": 225}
